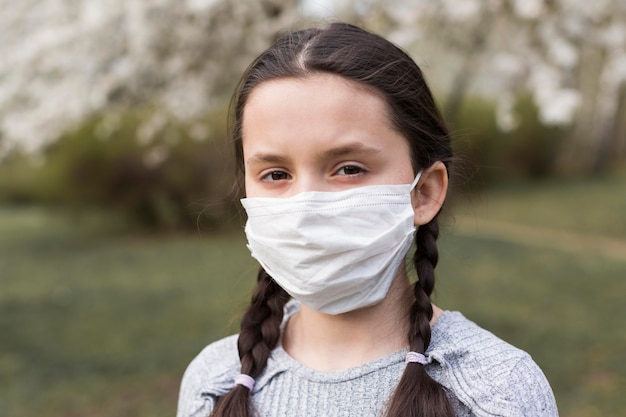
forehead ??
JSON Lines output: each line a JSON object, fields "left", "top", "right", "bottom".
{"left": 242, "top": 74, "right": 394, "bottom": 138}
{"left": 240, "top": 73, "right": 412, "bottom": 171}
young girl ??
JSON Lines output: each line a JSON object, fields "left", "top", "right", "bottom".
{"left": 177, "top": 22, "right": 558, "bottom": 417}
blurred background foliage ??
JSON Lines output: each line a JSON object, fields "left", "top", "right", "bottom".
{"left": 1, "top": 0, "right": 625, "bottom": 230}
{"left": 451, "top": 93, "right": 573, "bottom": 182}
{"left": 0, "top": 105, "right": 240, "bottom": 231}
{"left": 0, "top": 94, "right": 576, "bottom": 230}
{"left": 2, "top": 0, "right": 625, "bottom": 230}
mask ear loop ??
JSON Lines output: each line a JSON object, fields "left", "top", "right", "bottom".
{"left": 410, "top": 169, "right": 424, "bottom": 191}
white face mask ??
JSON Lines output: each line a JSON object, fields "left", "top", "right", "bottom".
{"left": 240, "top": 172, "right": 421, "bottom": 315}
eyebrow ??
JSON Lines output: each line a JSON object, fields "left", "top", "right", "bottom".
{"left": 245, "top": 142, "right": 382, "bottom": 166}
{"left": 246, "top": 153, "right": 290, "bottom": 166}
{"left": 319, "top": 142, "right": 382, "bottom": 159}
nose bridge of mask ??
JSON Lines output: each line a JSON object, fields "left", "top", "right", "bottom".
{"left": 242, "top": 169, "right": 424, "bottom": 215}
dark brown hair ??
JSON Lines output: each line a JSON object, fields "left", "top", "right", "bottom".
{"left": 213, "top": 22, "right": 454, "bottom": 417}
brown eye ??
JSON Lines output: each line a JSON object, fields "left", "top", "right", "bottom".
{"left": 262, "top": 170, "right": 291, "bottom": 182}
{"left": 337, "top": 165, "right": 364, "bottom": 176}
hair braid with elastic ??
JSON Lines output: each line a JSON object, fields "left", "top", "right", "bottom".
{"left": 210, "top": 268, "right": 290, "bottom": 417}
{"left": 384, "top": 215, "right": 455, "bottom": 417}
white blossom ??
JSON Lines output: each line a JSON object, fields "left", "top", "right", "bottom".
{"left": 1, "top": 0, "right": 624, "bottom": 166}
{"left": 136, "top": 113, "right": 169, "bottom": 146}
{"left": 186, "top": 0, "right": 220, "bottom": 13}
{"left": 143, "top": 144, "right": 170, "bottom": 169}
{"left": 491, "top": 53, "right": 525, "bottom": 81}
{"left": 299, "top": 0, "right": 338, "bottom": 17}
{"left": 495, "top": 93, "right": 520, "bottom": 132}
{"left": 534, "top": 88, "right": 582, "bottom": 126}
{"left": 560, "top": 0, "right": 613, "bottom": 21}
{"left": 512, "top": 0, "right": 545, "bottom": 20}
{"left": 441, "top": 0, "right": 481, "bottom": 22}
{"left": 547, "top": 37, "right": 579, "bottom": 69}
{"left": 0, "top": 0, "right": 297, "bottom": 158}
{"left": 595, "top": 22, "right": 626, "bottom": 49}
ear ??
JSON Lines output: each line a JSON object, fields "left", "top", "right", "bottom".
{"left": 412, "top": 161, "right": 448, "bottom": 226}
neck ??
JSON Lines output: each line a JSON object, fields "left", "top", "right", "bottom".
{"left": 282, "top": 270, "right": 417, "bottom": 371}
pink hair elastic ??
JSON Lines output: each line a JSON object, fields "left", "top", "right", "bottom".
{"left": 234, "top": 374, "right": 255, "bottom": 390}
{"left": 405, "top": 351, "right": 428, "bottom": 365}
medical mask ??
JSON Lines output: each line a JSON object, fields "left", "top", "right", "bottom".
{"left": 240, "top": 172, "right": 421, "bottom": 315}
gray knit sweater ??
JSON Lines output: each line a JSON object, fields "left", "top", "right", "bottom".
{"left": 177, "top": 303, "right": 558, "bottom": 417}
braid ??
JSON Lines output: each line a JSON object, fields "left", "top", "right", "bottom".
{"left": 410, "top": 218, "right": 439, "bottom": 350}
{"left": 385, "top": 215, "right": 455, "bottom": 417}
{"left": 210, "top": 268, "right": 290, "bottom": 417}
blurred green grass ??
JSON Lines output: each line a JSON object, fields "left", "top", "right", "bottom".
{"left": 1, "top": 175, "right": 624, "bottom": 417}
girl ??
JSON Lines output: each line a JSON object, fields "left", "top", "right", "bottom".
{"left": 177, "top": 22, "right": 558, "bottom": 417}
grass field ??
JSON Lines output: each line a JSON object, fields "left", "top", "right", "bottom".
{"left": 1, "top": 175, "right": 625, "bottom": 417}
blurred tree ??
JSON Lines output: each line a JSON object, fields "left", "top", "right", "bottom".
{"left": 0, "top": 0, "right": 298, "bottom": 158}
{"left": 1, "top": 0, "right": 624, "bottom": 175}
{"left": 336, "top": 0, "right": 626, "bottom": 174}
{"left": 0, "top": 0, "right": 301, "bottom": 230}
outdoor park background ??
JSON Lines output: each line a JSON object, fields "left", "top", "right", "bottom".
{"left": 1, "top": 1, "right": 625, "bottom": 416}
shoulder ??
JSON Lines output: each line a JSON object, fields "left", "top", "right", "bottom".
{"left": 427, "top": 311, "right": 558, "bottom": 417}
{"left": 176, "top": 302, "right": 300, "bottom": 417}
{"left": 176, "top": 334, "right": 241, "bottom": 417}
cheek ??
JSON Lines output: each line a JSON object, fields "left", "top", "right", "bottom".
{"left": 243, "top": 176, "right": 256, "bottom": 198}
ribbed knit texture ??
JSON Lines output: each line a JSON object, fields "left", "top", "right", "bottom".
{"left": 177, "top": 303, "right": 558, "bottom": 417}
